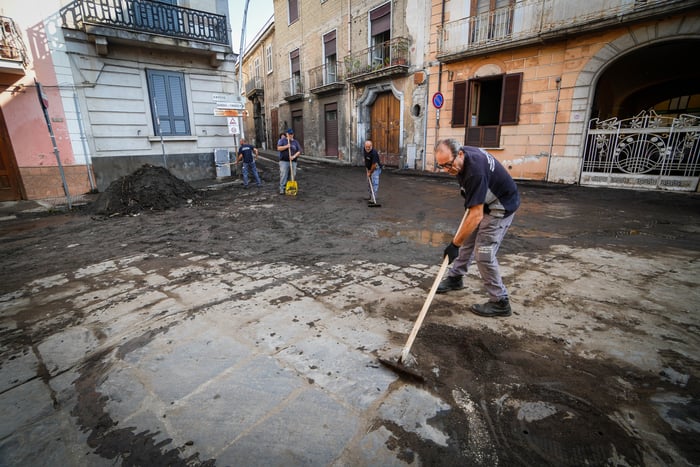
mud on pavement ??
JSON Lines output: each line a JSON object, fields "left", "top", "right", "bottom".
{"left": 0, "top": 159, "right": 698, "bottom": 466}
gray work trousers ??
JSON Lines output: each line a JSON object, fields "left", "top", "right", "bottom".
{"left": 447, "top": 212, "right": 514, "bottom": 301}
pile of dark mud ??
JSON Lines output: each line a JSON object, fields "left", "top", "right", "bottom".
{"left": 90, "top": 165, "right": 198, "bottom": 216}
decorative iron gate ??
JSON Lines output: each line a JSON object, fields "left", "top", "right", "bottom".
{"left": 581, "top": 111, "right": 700, "bottom": 191}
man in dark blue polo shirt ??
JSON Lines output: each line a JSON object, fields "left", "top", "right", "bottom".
{"left": 433, "top": 139, "right": 520, "bottom": 317}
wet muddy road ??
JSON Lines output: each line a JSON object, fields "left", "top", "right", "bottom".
{"left": 1, "top": 159, "right": 699, "bottom": 466}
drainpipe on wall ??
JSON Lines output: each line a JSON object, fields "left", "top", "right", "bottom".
{"left": 237, "top": 0, "right": 250, "bottom": 145}
{"left": 348, "top": 0, "right": 354, "bottom": 164}
{"left": 545, "top": 76, "right": 562, "bottom": 182}
{"left": 433, "top": 0, "right": 447, "bottom": 170}
{"left": 422, "top": 70, "right": 429, "bottom": 171}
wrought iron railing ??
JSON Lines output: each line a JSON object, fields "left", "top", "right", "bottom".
{"left": 282, "top": 75, "right": 304, "bottom": 99}
{"left": 245, "top": 76, "right": 264, "bottom": 95}
{"left": 439, "top": 0, "right": 688, "bottom": 55}
{"left": 307, "top": 62, "right": 343, "bottom": 89}
{"left": 0, "top": 16, "right": 29, "bottom": 66}
{"left": 582, "top": 110, "right": 700, "bottom": 191}
{"left": 60, "top": 0, "right": 228, "bottom": 46}
{"left": 342, "top": 37, "right": 410, "bottom": 79}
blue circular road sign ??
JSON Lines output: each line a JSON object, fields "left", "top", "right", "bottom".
{"left": 432, "top": 92, "right": 444, "bottom": 109}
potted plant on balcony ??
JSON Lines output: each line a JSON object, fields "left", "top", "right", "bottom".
{"left": 391, "top": 41, "right": 409, "bottom": 66}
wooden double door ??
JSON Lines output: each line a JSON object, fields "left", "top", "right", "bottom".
{"left": 369, "top": 92, "right": 400, "bottom": 167}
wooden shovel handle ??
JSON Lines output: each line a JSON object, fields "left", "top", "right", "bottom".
{"left": 399, "top": 207, "right": 470, "bottom": 362}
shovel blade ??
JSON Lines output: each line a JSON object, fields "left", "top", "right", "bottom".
{"left": 378, "top": 356, "right": 425, "bottom": 382}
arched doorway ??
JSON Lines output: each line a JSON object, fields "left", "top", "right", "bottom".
{"left": 581, "top": 38, "right": 700, "bottom": 191}
{"left": 252, "top": 97, "right": 266, "bottom": 149}
{"left": 370, "top": 92, "right": 401, "bottom": 167}
{"left": 357, "top": 83, "right": 404, "bottom": 168}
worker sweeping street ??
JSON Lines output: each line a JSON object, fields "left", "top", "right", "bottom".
{"left": 433, "top": 138, "right": 520, "bottom": 317}
{"left": 276, "top": 129, "right": 301, "bottom": 195}
{"left": 363, "top": 139, "right": 382, "bottom": 206}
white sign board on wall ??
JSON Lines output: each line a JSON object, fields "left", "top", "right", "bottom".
{"left": 227, "top": 117, "right": 240, "bottom": 135}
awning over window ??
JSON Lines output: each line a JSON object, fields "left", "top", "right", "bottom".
{"left": 370, "top": 3, "right": 390, "bottom": 36}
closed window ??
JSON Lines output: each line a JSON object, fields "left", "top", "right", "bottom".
{"left": 146, "top": 69, "right": 190, "bottom": 136}
{"left": 266, "top": 44, "right": 273, "bottom": 73}
{"left": 288, "top": 0, "right": 299, "bottom": 24}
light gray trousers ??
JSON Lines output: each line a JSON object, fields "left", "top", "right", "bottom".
{"left": 447, "top": 213, "right": 514, "bottom": 301}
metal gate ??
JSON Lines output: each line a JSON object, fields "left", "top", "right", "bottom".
{"left": 581, "top": 111, "right": 700, "bottom": 191}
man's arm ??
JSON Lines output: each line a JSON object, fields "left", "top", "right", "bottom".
{"left": 452, "top": 204, "right": 484, "bottom": 246}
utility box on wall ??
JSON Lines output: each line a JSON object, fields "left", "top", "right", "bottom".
{"left": 406, "top": 144, "right": 417, "bottom": 169}
{"left": 214, "top": 149, "right": 231, "bottom": 178}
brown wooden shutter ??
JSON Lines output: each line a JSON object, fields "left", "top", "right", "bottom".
{"left": 451, "top": 81, "right": 467, "bottom": 127}
{"left": 465, "top": 127, "right": 482, "bottom": 146}
{"left": 500, "top": 72, "right": 522, "bottom": 125}
{"left": 483, "top": 126, "right": 500, "bottom": 147}
{"left": 289, "top": 0, "right": 299, "bottom": 23}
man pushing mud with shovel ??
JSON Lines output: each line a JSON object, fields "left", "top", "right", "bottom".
{"left": 434, "top": 139, "right": 520, "bottom": 317}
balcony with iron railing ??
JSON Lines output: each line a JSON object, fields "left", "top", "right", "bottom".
{"left": 0, "top": 16, "right": 29, "bottom": 74}
{"left": 282, "top": 75, "right": 304, "bottom": 102}
{"left": 60, "top": 0, "right": 230, "bottom": 63}
{"left": 308, "top": 62, "right": 345, "bottom": 95}
{"left": 438, "top": 0, "right": 696, "bottom": 61}
{"left": 342, "top": 37, "right": 410, "bottom": 84}
{"left": 245, "top": 75, "right": 264, "bottom": 99}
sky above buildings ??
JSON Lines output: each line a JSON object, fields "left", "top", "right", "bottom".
{"left": 228, "top": 0, "right": 274, "bottom": 52}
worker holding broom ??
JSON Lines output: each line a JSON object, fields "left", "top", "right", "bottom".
{"left": 276, "top": 129, "right": 301, "bottom": 195}
{"left": 363, "top": 140, "right": 382, "bottom": 206}
{"left": 433, "top": 138, "right": 520, "bottom": 317}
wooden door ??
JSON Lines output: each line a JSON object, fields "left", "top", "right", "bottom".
{"left": 0, "top": 110, "right": 21, "bottom": 201}
{"left": 324, "top": 103, "right": 338, "bottom": 157}
{"left": 369, "top": 92, "right": 400, "bottom": 167}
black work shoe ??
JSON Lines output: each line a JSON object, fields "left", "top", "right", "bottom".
{"left": 436, "top": 275, "right": 464, "bottom": 294}
{"left": 471, "top": 298, "right": 512, "bottom": 317}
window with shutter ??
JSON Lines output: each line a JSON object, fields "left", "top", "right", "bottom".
{"left": 288, "top": 0, "right": 299, "bottom": 24}
{"left": 456, "top": 72, "right": 522, "bottom": 147}
{"left": 500, "top": 72, "right": 522, "bottom": 125}
{"left": 146, "top": 69, "right": 190, "bottom": 136}
{"left": 451, "top": 81, "right": 467, "bottom": 127}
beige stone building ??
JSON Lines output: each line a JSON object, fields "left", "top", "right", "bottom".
{"left": 241, "top": 0, "right": 700, "bottom": 191}
{"left": 429, "top": 0, "right": 700, "bottom": 191}
{"left": 250, "top": 0, "right": 432, "bottom": 168}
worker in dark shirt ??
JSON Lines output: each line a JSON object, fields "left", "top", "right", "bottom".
{"left": 434, "top": 138, "right": 520, "bottom": 317}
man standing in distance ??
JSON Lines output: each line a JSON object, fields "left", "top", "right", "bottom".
{"left": 236, "top": 137, "right": 262, "bottom": 188}
{"left": 434, "top": 139, "right": 520, "bottom": 317}
{"left": 276, "top": 129, "right": 301, "bottom": 195}
{"left": 363, "top": 140, "right": 382, "bottom": 204}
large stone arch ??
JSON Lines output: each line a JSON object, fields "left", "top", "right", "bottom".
{"left": 550, "top": 14, "right": 700, "bottom": 183}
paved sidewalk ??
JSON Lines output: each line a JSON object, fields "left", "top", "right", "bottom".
{"left": 0, "top": 252, "right": 443, "bottom": 466}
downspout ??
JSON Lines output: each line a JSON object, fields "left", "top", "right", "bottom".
{"left": 545, "top": 76, "right": 561, "bottom": 181}
{"left": 421, "top": 71, "right": 429, "bottom": 171}
{"left": 433, "top": 0, "right": 446, "bottom": 170}
{"left": 237, "top": 0, "right": 250, "bottom": 143}
{"left": 348, "top": 0, "right": 354, "bottom": 164}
